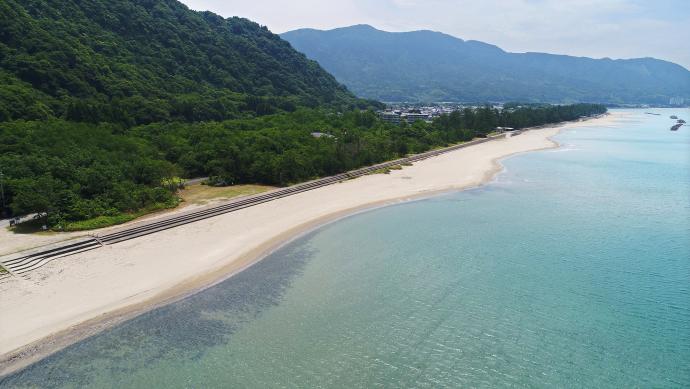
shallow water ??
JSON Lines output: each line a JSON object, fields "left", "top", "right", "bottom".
{"left": 3, "top": 109, "right": 690, "bottom": 388}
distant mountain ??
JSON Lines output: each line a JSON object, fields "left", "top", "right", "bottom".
{"left": 0, "top": 0, "right": 359, "bottom": 124}
{"left": 282, "top": 25, "right": 690, "bottom": 104}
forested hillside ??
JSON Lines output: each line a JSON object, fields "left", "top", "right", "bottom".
{"left": 0, "top": 0, "right": 361, "bottom": 124}
{"left": 0, "top": 1, "right": 605, "bottom": 231}
{"left": 0, "top": 0, "right": 362, "bottom": 229}
{"left": 282, "top": 25, "right": 690, "bottom": 104}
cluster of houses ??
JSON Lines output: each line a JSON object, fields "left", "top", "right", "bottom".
{"left": 377, "top": 104, "right": 525, "bottom": 136}
{"left": 378, "top": 104, "right": 471, "bottom": 124}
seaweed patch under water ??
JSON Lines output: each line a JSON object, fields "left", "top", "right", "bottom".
{"left": 1, "top": 241, "right": 317, "bottom": 387}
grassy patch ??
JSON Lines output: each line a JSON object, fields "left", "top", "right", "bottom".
{"left": 61, "top": 201, "right": 179, "bottom": 232}
{"left": 0, "top": 265, "right": 7, "bottom": 274}
{"left": 369, "top": 167, "right": 391, "bottom": 175}
{"left": 179, "top": 184, "right": 274, "bottom": 205}
{"left": 62, "top": 214, "right": 142, "bottom": 232}
{"left": 368, "top": 164, "right": 404, "bottom": 175}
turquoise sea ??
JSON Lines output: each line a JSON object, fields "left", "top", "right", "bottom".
{"left": 2, "top": 109, "right": 689, "bottom": 388}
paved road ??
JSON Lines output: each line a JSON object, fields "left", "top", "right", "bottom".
{"left": 0, "top": 214, "right": 38, "bottom": 228}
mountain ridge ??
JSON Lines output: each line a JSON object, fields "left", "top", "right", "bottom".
{"left": 282, "top": 25, "right": 690, "bottom": 104}
{"left": 0, "top": 0, "right": 361, "bottom": 124}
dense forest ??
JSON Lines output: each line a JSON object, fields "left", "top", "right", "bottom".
{"left": 0, "top": 104, "right": 606, "bottom": 229}
{"left": 0, "top": 0, "right": 373, "bottom": 124}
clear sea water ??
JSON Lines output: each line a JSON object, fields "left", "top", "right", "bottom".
{"left": 2, "top": 109, "right": 689, "bottom": 388}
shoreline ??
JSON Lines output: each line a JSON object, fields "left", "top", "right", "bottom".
{"left": 0, "top": 113, "right": 615, "bottom": 377}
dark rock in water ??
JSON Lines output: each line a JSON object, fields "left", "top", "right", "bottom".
{"left": 670, "top": 123, "right": 683, "bottom": 131}
{"left": 670, "top": 115, "right": 678, "bottom": 119}
{"left": 677, "top": 119, "right": 686, "bottom": 124}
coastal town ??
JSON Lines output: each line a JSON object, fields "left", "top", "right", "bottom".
{"left": 378, "top": 103, "right": 497, "bottom": 124}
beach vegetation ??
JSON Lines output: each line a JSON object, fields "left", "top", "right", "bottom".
{"left": 369, "top": 168, "right": 392, "bottom": 175}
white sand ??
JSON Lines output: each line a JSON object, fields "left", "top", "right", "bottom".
{"left": 0, "top": 114, "right": 619, "bottom": 373}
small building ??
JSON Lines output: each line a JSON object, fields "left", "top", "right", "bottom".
{"left": 311, "top": 132, "right": 335, "bottom": 139}
{"left": 379, "top": 111, "right": 402, "bottom": 124}
{"left": 669, "top": 97, "right": 685, "bottom": 106}
{"left": 401, "top": 113, "right": 431, "bottom": 123}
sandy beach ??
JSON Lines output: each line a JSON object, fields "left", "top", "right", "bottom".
{"left": 0, "top": 114, "right": 618, "bottom": 375}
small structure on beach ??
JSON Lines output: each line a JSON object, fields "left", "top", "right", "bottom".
{"left": 495, "top": 127, "right": 522, "bottom": 137}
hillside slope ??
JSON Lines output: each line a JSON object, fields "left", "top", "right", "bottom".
{"left": 0, "top": 3, "right": 606, "bottom": 229}
{"left": 0, "top": 0, "right": 358, "bottom": 124}
{"left": 282, "top": 25, "right": 690, "bottom": 104}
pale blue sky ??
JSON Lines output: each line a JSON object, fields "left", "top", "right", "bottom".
{"left": 180, "top": 0, "right": 690, "bottom": 69}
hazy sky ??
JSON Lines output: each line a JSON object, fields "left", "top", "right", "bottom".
{"left": 180, "top": 0, "right": 690, "bottom": 69}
